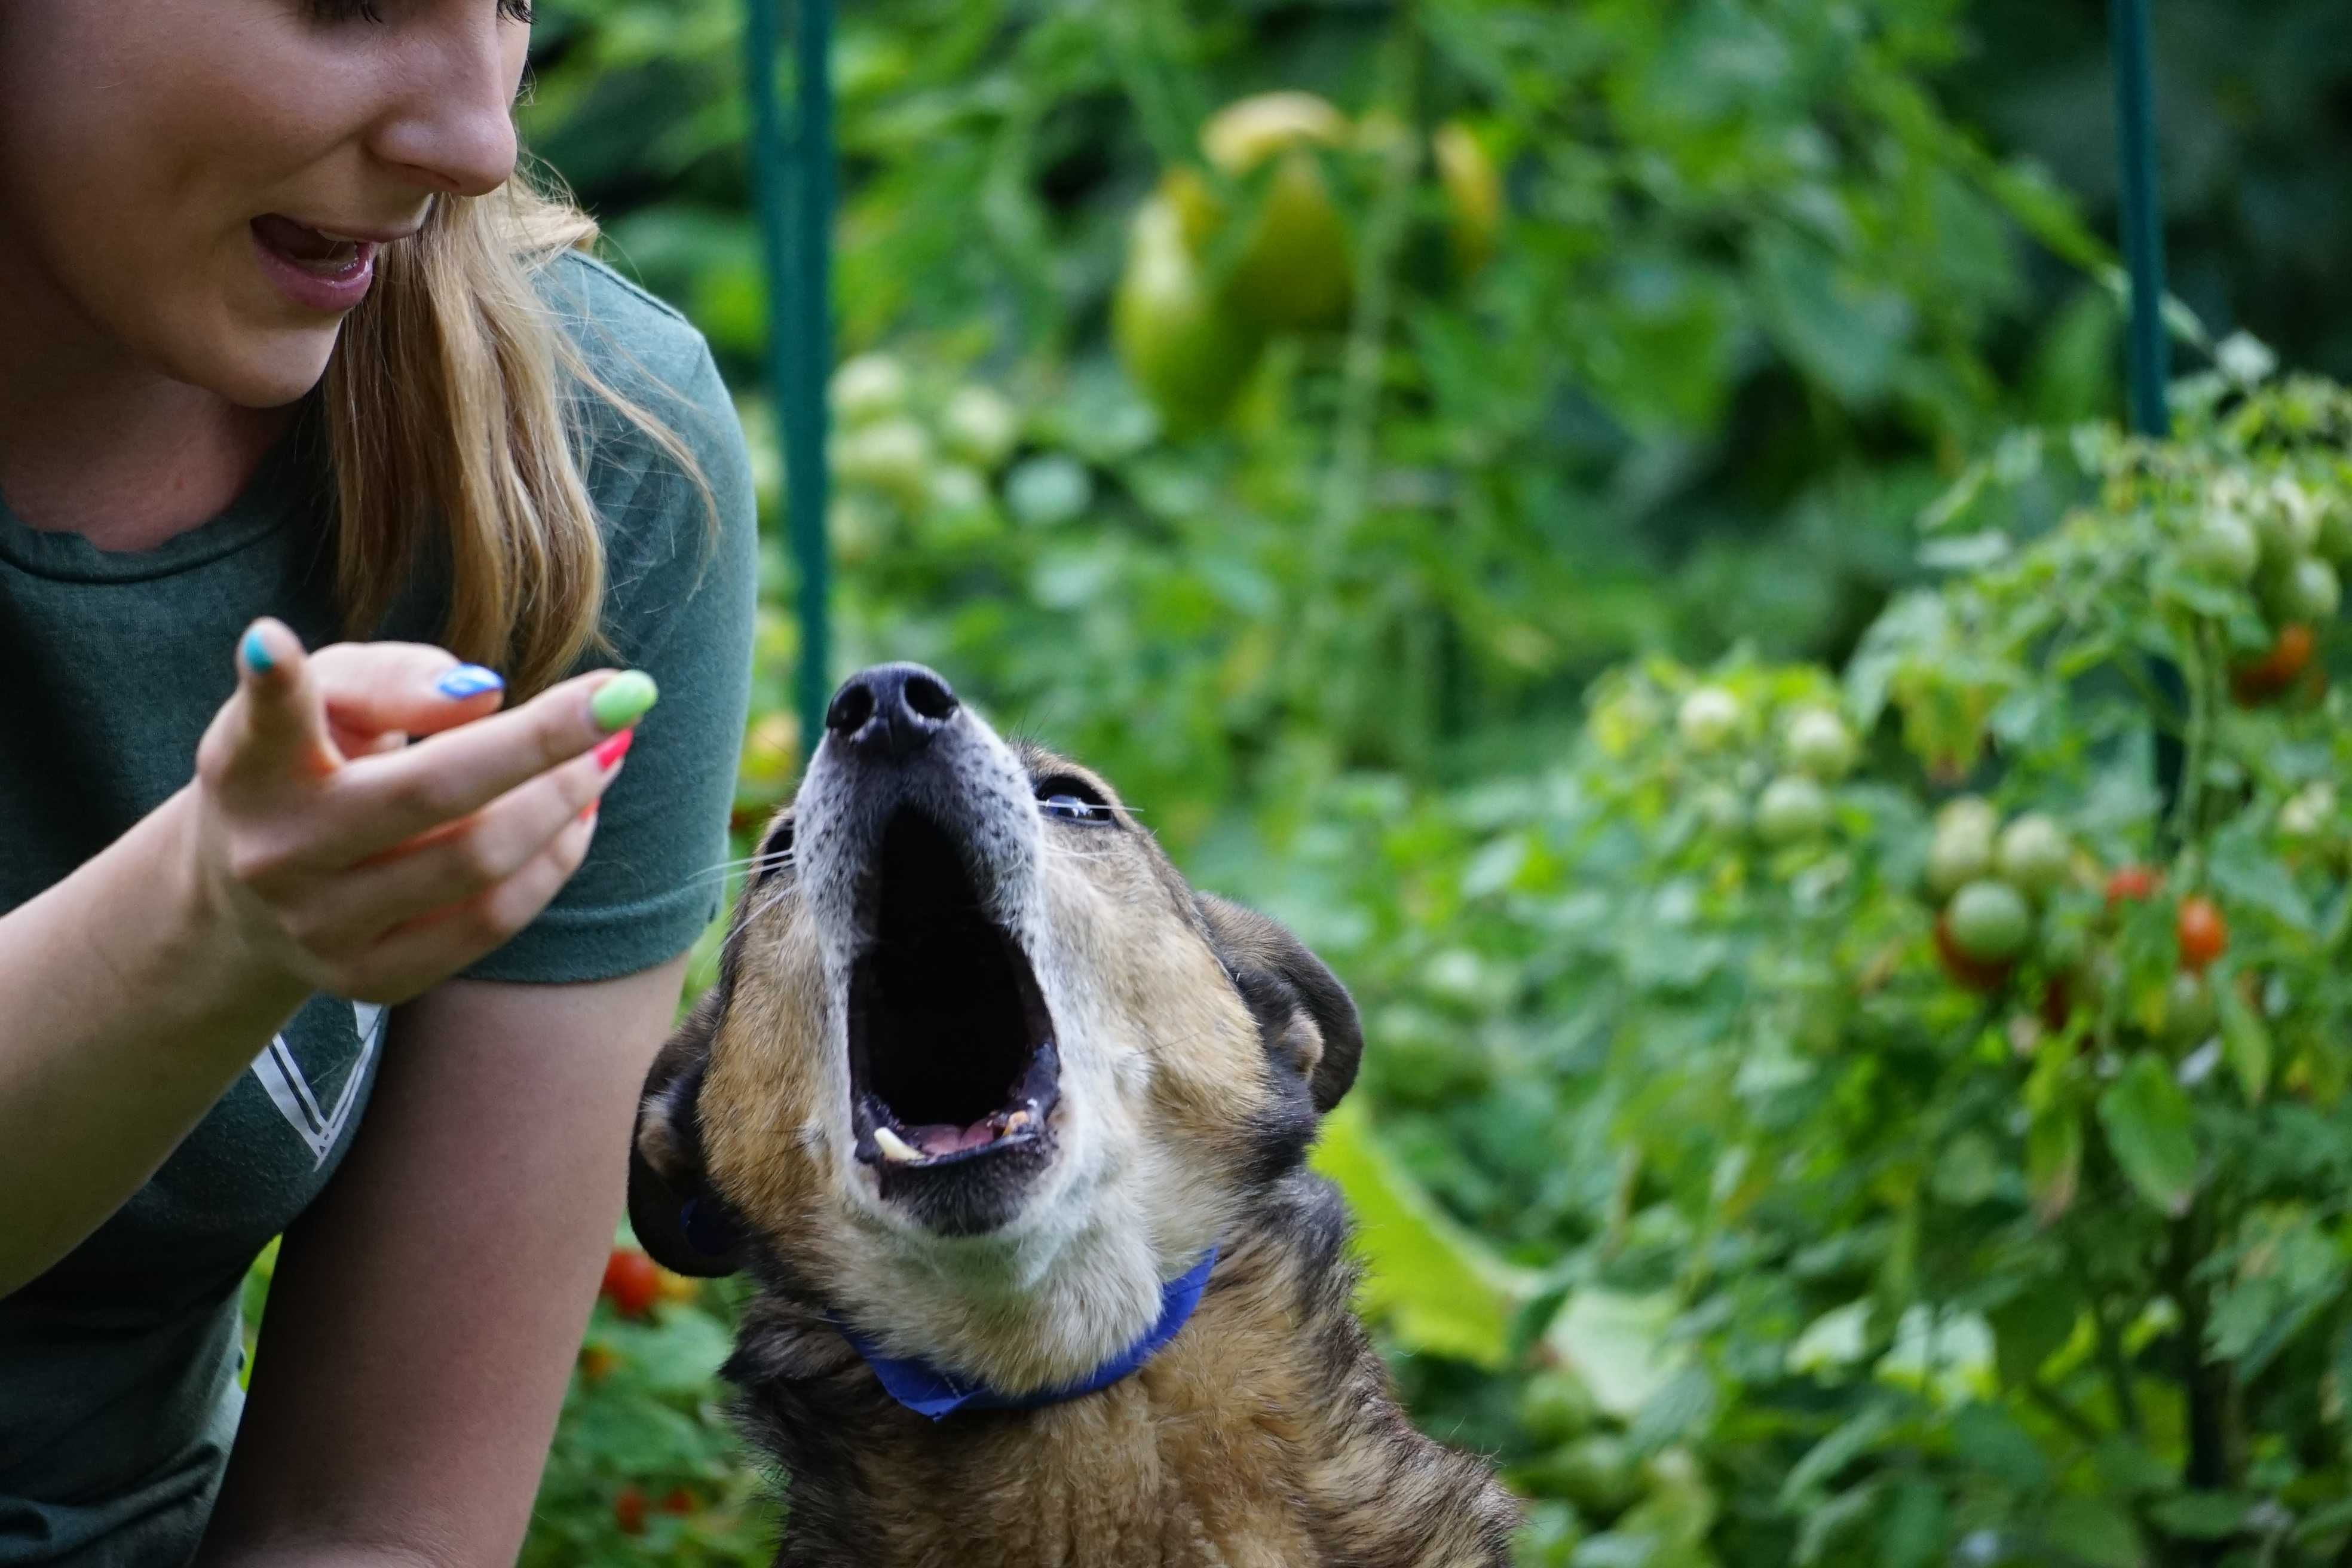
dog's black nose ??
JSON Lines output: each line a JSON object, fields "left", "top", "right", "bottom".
{"left": 825, "top": 663, "right": 961, "bottom": 760}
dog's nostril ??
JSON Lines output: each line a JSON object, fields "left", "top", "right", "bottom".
{"left": 826, "top": 681, "right": 876, "bottom": 736}
{"left": 902, "top": 673, "right": 958, "bottom": 723}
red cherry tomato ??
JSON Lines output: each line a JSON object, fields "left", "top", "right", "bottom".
{"left": 602, "top": 1248, "right": 661, "bottom": 1319}
{"left": 1936, "top": 912, "right": 2014, "bottom": 993}
{"left": 2177, "top": 897, "right": 2228, "bottom": 972}
{"left": 614, "top": 1485, "right": 648, "bottom": 1536}
{"left": 2104, "top": 865, "right": 2161, "bottom": 908}
{"left": 662, "top": 1486, "right": 699, "bottom": 1515}
{"left": 2233, "top": 623, "right": 2316, "bottom": 705}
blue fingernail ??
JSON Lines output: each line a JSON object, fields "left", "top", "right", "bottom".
{"left": 241, "top": 627, "right": 275, "bottom": 675}
{"left": 434, "top": 663, "right": 504, "bottom": 700}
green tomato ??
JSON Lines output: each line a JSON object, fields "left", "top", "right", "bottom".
{"left": 1692, "top": 784, "right": 1747, "bottom": 837}
{"left": 940, "top": 385, "right": 1021, "bottom": 471}
{"left": 828, "top": 352, "right": 908, "bottom": 428}
{"left": 1926, "top": 797, "right": 1999, "bottom": 896}
{"left": 1676, "top": 687, "right": 1742, "bottom": 752}
{"left": 2317, "top": 495, "right": 2352, "bottom": 564}
{"left": 1783, "top": 707, "right": 1857, "bottom": 780}
{"left": 1946, "top": 880, "right": 2033, "bottom": 963}
{"left": 2163, "top": 971, "right": 2217, "bottom": 1045}
{"left": 1995, "top": 813, "right": 2071, "bottom": 898}
{"left": 1756, "top": 774, "right": 1830, "bottom": 845}
{"left": 2256, "top": 485, "right": 2323, "bottom": 564}
{"left": 830, "top": 417, "right": 933, "bottom": 510}
{"left": 1114, "top": 193, "right": 1266, "bottom": 434}
{"left": 2273, "top": 555, "right": 2344, "bottom": 623}
{"left": 2184, "top": 509, "right": 2260, "bottom": 583}
{"left": 2280, "top": 781, "right": 2338, "bottom": 840}
{"left": 1518, "top": 1370, "right": 1601, "bottom": 1446}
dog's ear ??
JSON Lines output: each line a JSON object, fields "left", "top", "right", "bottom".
{"left": 1196, "top": 893, "right": 1363, "bottom": 1113}
{"left": 628, "top": 990, "right": 748, "bottom": 1277}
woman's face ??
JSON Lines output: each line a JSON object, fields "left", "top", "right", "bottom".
{"left": 0, "top": 1, "right": 532, "bottom": 409}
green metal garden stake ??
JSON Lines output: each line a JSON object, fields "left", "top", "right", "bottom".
{"left": 743, "top": 0, "right": 835, "bottom": 752}
{"left": 2109, "top": 0, "right": 2187, "bottom": 820}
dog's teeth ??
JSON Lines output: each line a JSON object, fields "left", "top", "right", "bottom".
{"left": 874, "top": 1125, "right": 924, "bottom": 1163}
{"left": 1002, "top": 1110, "right": 1031, "bottom": 1134}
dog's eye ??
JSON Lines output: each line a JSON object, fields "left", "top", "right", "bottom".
{"left": 1036, "top": 776, "right": 1111, "bottom": 825}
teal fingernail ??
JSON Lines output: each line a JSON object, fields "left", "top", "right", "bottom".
{"left": 241, "top": 627, "right": 275, "bottom": 675}
{"left": 435, "top": 663, "right": 504, "bottom": 700}
{"left": 591, "top": 670, "right": 659, "bottom": 731}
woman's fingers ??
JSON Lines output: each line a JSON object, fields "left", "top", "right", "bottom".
{"left": 311, "top": 641, "right": 509, "bottom": 744}
{"left": 346, "top": 808, "right": 604, "bottom": 1001}
{"left": 216, "top": 620, "right": 341, "bottom": 788}
{"left": 322, "top": 669, "right": 657, "bottom": 858}
{"left": 296, "top": 739, "right": 626, "bottom": 950}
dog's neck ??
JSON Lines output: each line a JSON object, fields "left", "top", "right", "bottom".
{"left": 728, "top": 1174, "right": 1517, "bottom": 1568}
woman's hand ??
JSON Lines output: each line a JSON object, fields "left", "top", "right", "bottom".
{"left": 182, "top": 618, "right": 658, "bottom": 1005}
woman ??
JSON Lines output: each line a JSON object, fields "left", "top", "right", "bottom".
{"left": 0, "top": 2, "right": 758, "bottom": 1563}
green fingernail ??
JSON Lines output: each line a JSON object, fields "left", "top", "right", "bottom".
{"left": 591, "top": 670, "right": 659, "bottom": 731}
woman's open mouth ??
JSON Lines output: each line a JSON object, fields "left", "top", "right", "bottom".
{"left": 846, "top": 808, "right": 1061, "bottom": 1229}
{"left": 250, "top": 215, "right": 380, "bottom": 314}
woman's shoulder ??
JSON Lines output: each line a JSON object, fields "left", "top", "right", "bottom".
{"left": 532, "top": 249, "right": 753, "bottom": 549}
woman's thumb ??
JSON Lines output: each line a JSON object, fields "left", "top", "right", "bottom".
{"left": 231, "top": 619, "right": 339, "bottom": 780}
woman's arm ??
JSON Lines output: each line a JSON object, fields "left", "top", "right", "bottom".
{"left": 0, "top": 629, "right": 644, "bottom": 1297}
{"left": 197, "top": 956, "right": 690, "bottom": 1567}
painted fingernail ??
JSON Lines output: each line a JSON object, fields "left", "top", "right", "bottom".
{"left": 580, "top": 801, "right": 601, "bottom": 824}
{"left": 593, "top": 728, "right": 635, "bottom": 770}
{"left": 241, "top": 626, "right": 276, "bottom": 676}
{"left": 590, "top": 670, "right": 659, "bottom": 732}
{"left": 434, "top": 663, "right": 504, "bottom": 700}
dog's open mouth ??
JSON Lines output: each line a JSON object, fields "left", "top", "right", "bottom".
{"left": 847, "top": 809, "right": 1061, "bottom": 1182}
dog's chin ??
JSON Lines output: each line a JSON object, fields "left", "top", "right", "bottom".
{"left": 841, "top": 806, "right": 1066, "bottom": 1238}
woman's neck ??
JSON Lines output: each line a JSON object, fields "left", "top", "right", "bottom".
{"left": 0, "top": 239, "right": 292, "bottom": 552}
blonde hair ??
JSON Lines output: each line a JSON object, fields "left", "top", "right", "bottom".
{"left": 323, "top": 167, "right": 712, "bottom": 697}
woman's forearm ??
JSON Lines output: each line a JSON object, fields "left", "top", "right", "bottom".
{"left": 0, "top": 784, "right": 309, "bottom": 1294}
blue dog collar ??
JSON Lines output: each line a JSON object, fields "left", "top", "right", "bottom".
{"left": 834, "top": 1246, "right": 1219, "bottom": 1421}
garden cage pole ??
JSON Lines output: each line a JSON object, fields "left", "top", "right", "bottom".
{"left": 2109, "top": 0, "right": 2186, "bottom": 814}
{"left": 743, "top": 0, "right": 836, "bottom": 753}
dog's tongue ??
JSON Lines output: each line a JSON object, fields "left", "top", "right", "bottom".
{"left": 905, "top": 1119, "right": 999, "bottom": 1156}
{"left": 253, "top": 213, "right": 353, "bottom": 263}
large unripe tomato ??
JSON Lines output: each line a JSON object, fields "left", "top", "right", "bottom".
{"left": 831, "top": 417, "right": 935, "bottom": 512}
{"left": 2176, "top": 896, "right": 2228, "bottom": 972}
{"left": 1995, "top": 813, "right": 2071, "bottom": 898}
{"left": 1198, "top": 92, "right": 1355, "bottom": 333}
{"left": 602, "top": 1248, "right": 660, "bottom": 1319}
{"left": 1113, "top": 194, "right": 1264, "bottom": 434}
{"left": 2162, "top": 971, "right": 2217, "bottom": 1045}
{"left": 2271, "top": 555, "right": 2342, "bottom": 623}
{"left": 1676, "top": 686, "right": 1742, "bottom": 752}
{"left": 1947, "top": 880, "right": 2032, "bottom": 963}
{"left": 1518, "top": 1370, "right": 1601, "bottom": 1446}
{"left": 1934, "top": 911, "right": 2014, "bottom": 992}
{"left": 1432, "top": 121, "right": 1503, "bottom": 277}
{"left": 2183, "top": 509, "right": 2259, "bottom": 583}
{"left": 1783, "top": 707, "right": 1857, "bottom": 780}
{"left": 828, "top": 353, "right": 908, "bottom": 428}
{"left": 1756, "top": 774, "right": 1830, "bottom": 844}
{"left": 940, "top": 385, "right": 1021, "bottom": 471}
{"left": 1925, "top": 797, "right": 1998, "bottom": 896}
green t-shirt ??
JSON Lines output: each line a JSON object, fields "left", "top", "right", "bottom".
{"left": 0, "top": 252, "right": 758, "bottom": 1566}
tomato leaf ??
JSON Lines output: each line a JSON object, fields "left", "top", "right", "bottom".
{"left": 2097, "top": 1052, "right": 2200, "bottom": 1217}
{"left": 2216, "top": 977, "right": 2274, "bottom": 1103}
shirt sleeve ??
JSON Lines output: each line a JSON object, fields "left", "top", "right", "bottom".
{"left": 460, "top": 259, "right": 759, "bottom": 985}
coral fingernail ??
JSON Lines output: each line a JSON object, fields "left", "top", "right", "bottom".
{"left": 594, "top": 729, "right": 635, "bottom": 769}
{"left": 434, "top": 663, "right": 504, "bottom": 700}
{"left": 580, "top": 801, "right": 601, "bottom": 824}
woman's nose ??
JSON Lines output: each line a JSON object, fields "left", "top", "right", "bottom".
{"left": 368, "top": 18, "right": 527, "bottom": 198}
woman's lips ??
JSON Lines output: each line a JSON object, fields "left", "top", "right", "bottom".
{"left": 250, "top": 214, "right": 379, "bottom": 314}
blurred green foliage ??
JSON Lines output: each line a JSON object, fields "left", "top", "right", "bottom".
{"left": 260, "top": 1, "right": 2352, "bottom": 1563}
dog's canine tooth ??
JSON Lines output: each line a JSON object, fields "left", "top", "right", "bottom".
{"left": 874, "top": 1125, "right": 924, "bottom": 1163}
{"left": 1002, "top": 1109, "right": 1031, "bottom": 1134}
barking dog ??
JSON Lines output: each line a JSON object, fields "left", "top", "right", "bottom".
{"left": 630, "top": 663, "right": 1519, "bottom": 1567}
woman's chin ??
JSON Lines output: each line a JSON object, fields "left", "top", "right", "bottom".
{"left": 182, "top": 323, "right": 343, "bottom": 412}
